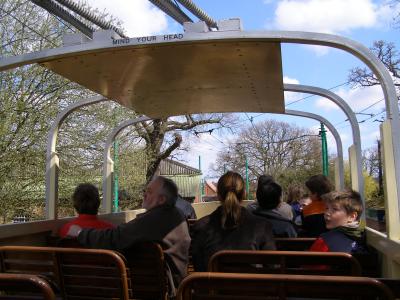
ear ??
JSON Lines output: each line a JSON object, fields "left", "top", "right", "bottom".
{"left": 348, "top": 211, "right": 358, "bottom": 222}
{"left": 158, "top": 195, "right": 167, "bottom": 205}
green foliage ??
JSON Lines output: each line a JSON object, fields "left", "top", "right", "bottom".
{"left": 343, "top": 163, "right": 383, "bottom": 209}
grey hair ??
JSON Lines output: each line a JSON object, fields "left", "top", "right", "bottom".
{"left": 155, "top": 176, "right": 178, "bottom": 206}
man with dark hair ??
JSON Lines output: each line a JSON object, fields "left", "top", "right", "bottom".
{"left": 253, "top": 182, "right": 297, "bottom": 237}
{"left": 58, "top": 183, "right": 114, "bottom": 238}
{"left": 67, "top": 176, "right": 190, "bottom": 288}
{"left": 248, "top": 175, "right": 293, "bottom": 220}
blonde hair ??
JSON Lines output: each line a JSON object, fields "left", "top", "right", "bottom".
{"left": 322, "top": 190, "right": 363, "bottom": 221}
{"left": 217, "top": 171, "right": 245, "bottom": 229}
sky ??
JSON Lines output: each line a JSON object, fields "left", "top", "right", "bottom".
{"left": 84, "top": 0, "right": 400, "bottom": 177}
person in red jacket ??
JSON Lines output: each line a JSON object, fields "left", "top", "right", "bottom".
{"left": 58, "top": 183, "right": 115, "bottom": 238}
{"left": 310, "top": 190, "right": 366, "bottom": 254}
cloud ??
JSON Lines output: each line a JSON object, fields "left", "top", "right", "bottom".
{"left": 84, "top": 0, "right": 169, "bottom": 37}
{"left": 315, "top": 85, "right": 385, "bottom": 112}
{"left": 283, "top": 76, "right": 299, "bottom": 84}
{"left": 283, "top": 76, "right": 307, "bottom": 104}
{"left": 272, "top": 0, "right": 377, "bottom": 33}
{"left": 376, "top": 1, "right": 400, "bottom": 28}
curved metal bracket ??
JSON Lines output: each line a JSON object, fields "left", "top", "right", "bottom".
{"left": 102, "top": 116, "right": 151, "bottom": 213}
{"left": 284, "top": 84, "right": 363, "bottom": 201}
{"left": 45, "top": 95, "right": 108, "bottom": 219}
{"left": 285, "top": 109, "right": 344, "bottom": 190}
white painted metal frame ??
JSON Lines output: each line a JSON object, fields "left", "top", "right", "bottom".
{"left": 1, "top": 30, "right": 398, "bottom": 223}
{"left": 284, "top": 84, "right": 364, "bottom": 201}
{"left": 101, "top": 116, "right": 151, "bottom": 213}
{"left": 45, "top": 96, "right": 108, "bottom": 219}
{"left": 285, "top": 110, "right": 344, "bottom": 190}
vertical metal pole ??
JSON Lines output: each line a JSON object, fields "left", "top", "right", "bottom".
{"left": 245, "top": 156, "right": 249, "bottom": 199}
{"left": 198, "top": 156, "right": 202, "bottom": 201}
{"left": 320, "top": 123, "right": 329, "bottom": 176}
{"left": 113, "top": 140, "right": 119, "bottom": 212}
{"left": 377, "top": 140, "right": 384, "bottom": 197}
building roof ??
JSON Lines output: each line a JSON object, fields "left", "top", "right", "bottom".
{"left": 158, "top": 159, "right": 201, "bottom": 176}
{"left": 205, "top": 180, "right": 217, "bottom": 192}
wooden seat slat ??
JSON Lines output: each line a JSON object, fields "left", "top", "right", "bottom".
{"left": 177, "top": 272, "right": 395, "bottom": 300}
{"left": 62, "top": 265, "right": 120, "bottom": 276}
{"left": 0, "top": 246, "right": 130, "bottom": 300}
{"left": 209, "top": 250, "right": 362, "bottom": 276}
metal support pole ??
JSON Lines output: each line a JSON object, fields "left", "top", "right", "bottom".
{"left": 198, "top": 156, "right": 203, "bottom": 201}
{"left": 320, "top": 123, "right": 329, "bottom": 176}
{"left": 113, "top": 140, "right": 119, "bottom": 212}
{"left": 245, "top": 156, "right": 249, "bottom": 199}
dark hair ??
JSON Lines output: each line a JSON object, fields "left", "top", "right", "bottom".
{"left": 257, "top": 175, "right": 274, "bottom": 188}
{"left": 305, "top": 175, "right": 334, "bottom": 198}
{"left": 217, "top": 171, "right": 245, "bottom": 229}
{"left": 257, "top": 182, "right": 282, "bottom": 210}
{"left": 73, "top": 183, "right": 100, "bottom": 215}
{"left": 157, "top": 176, "right": 178, "bottom": 206}
{"left": 322, "top": 190, "right": 363, "bottom": 221}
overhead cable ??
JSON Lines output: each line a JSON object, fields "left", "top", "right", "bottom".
{"left": 30, "top": 0, "right": 95, "bottom": 39}
{"left": 175, "top": 0, "right": 217, "bottom": 28}
{"left": 53, "top": 0, "right": 128, "bottom": 38}
{"left": 148, "top": 0, "right": 192, "bottom": 24}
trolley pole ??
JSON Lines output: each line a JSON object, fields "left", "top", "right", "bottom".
{"left": 245, "top": 156, "right": 250, "bottom": 199}
{"left": 320, "top": 123, "right": 329, "bottom": 176}
{"left": 113, "top": 140, "right": 119, "bottom": 212}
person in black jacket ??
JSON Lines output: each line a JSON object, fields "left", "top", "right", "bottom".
{"left": 253, "top": 181, "right": 298, "bottom": 237}
{"left": 191, "top": 171, "right": 276, "bottom": 272}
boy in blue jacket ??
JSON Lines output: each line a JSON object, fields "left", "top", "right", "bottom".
{"left": 310, "top": 190, "right": 366, "bottom": 253}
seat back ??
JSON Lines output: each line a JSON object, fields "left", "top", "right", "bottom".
{"left": 208, "top": 250, "right": 362, "bottom": 276}
{"left": 0, "top": 246, "right": 130, "bottom": 300}
{"left": 275, "top": 237, "right": 316, "bottom": 251}
{"left": 0, "top": 246, "right": 61, "bottom": 289}
{"left": 0, "top": 273, "right": 56, "bottom": 300}
{"left": 58, "top": 248, "right": 130, "bottom": 300}
{"left": 379, "top": 278, "right": 400, "bottom": 299}
{"left": 177, "top": 272, "right": 394, "bottom": 300}
{"left": 123, "top": 242, "right": 168, "bottom": 300}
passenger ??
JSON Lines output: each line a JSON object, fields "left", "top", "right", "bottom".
{"left": 58, "top": 183, "right": 115, "bottom": 238}
{"left": 253, "top": 181, "right": 298, "bottom": 237}
{"left": 191, "top": 171, "right": 276, "bottom": 271}
{"left": 286, "top": 184, "right": 307, "bottom": 220}
{"left": 248, "top": 175, "right": 293, "bottom": 220}
{"left": 295, "top": 196, "right": 312, "bottom": 226}
{"left": 301, "top": 174, "right": 333, "bottom": 237}
{"left": 66, "top": 176, "right": 190, "bottom": 288}
{"left": 247, "top": 175, "right": 275, "bottom": 212}
{"left": 310, "top": 190, "right": 366, "bottom": 254}
{"left": 176, "top": 195, "right": 197, "bottom": 219}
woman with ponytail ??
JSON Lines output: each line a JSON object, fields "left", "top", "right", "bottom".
{"left": 191, "top": 171, "right": 275, "bottom": 271}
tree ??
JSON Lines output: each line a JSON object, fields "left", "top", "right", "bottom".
{"left": 0, "top": 0, "right": 131, "bottom": 221}
{"left": 0, "top": 0, "right": 234, "bottom": 220}
{"left": 133, "top": 114, "right": 230, "bottom": 184}
{"left": 348, "top": 40, "right": 399, "bottom": 100}
{"left": 213, "top": 119, "right": 323, "bottom": 192}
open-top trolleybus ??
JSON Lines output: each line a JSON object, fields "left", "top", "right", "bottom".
{"left": 0, "top": 15, "right": 399, "bottom": 298}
